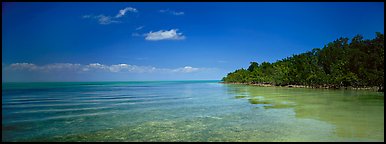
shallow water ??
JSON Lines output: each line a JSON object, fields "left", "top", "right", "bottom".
{"left": 2, "top": 81, "right": 384, "bottom": 142}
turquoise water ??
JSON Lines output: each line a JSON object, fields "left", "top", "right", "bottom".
{"left": 2, "top": 81, "right": 384, "bottom": 142}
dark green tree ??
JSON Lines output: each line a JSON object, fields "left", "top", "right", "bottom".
{"left": 222, "top": 32, "right": 384, "bottom": 91}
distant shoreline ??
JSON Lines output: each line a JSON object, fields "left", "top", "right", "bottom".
{"left": 219, "top": 82, "right": 382, "bottom": 92}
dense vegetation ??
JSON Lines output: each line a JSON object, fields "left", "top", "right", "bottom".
{"left": 222, "top": 32, "right": 384, "bottom": 91}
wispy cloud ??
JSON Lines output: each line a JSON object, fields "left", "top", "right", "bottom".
{"left": 8, "top": 63, "right": 82, "bottom": 72}
{"left": 43, "top": 63, "right": 82, "bottom": 72}
{"left": 9, "top": 63, "right": 38, "bottom": 71}
{"left": 116, "top": 7, "right": 138, "bottom": 18}
{"left": 5, "top": 63, "right": 205, "bottom": 74}
{"left": 135, "top": 26, "right": 144, "bottom": 30}
{"left": 145, "top": 29, "right": 185, "bottom": 41}
{"left": 82, "top": 63, "right": 108, "bottom": 72}
{"left": 95, "top": 15, "right": 120, "bottom": 25}
{"left": 172, "top": 66, "right": 199, "bottom": 73}
{"left": 83, "top": 14, "right": 121, "bottom": 25}
{"left": 83, "top": 6, "right": 137, "bottom": 25}
{"left": 159, "top": 9, "right": 184, "bottom": 16}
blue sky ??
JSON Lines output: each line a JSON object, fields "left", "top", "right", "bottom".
{"left": 2, "top": 2, "right": 384, "bottom": 82}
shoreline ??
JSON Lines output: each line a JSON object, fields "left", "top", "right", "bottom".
{"left": 219, "top": 82, "right": 383, "bottom": 92}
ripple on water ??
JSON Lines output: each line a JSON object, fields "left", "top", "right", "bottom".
{"left": 2, "top": 82, "right": 384, "bottom": 142}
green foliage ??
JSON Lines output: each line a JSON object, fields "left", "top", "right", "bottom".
{"left": 247, "top": 62, "right": 259, "bottom": 72}
{"left": 222, "top": 32, "right": 384, "bottom": 91}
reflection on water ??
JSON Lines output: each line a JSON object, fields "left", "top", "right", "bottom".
{"left": 234, "top": 95, "right": 247, "bottom": 99}
{"left": 227, "top": 84, "right": 384, "bottom": 141}
{"left": 2, "top": 81, "right": 384, "bottom": 142}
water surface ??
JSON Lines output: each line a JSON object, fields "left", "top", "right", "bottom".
{"left": 2, "top": 81, "right": 384, "bottom": 141}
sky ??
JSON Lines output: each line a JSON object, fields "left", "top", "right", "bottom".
{"left": 2, "top": 2, "right": 384, "bottom": 82}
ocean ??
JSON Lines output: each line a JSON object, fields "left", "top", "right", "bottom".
{"left": 2, "top": 81, "right": 384, "bottom": 141}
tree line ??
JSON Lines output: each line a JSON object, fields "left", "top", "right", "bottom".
{"left": 222, "top": 32, "right": 384, "bottom": 91}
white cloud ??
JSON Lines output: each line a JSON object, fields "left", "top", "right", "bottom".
{"left": 9, "top": 63, "right": 38, "bottom": 71}
{"left": 109, "top": 64, "right": 129, "bottom": 72}
{"left": 82, "top": 63, "right": 108, "bottom": 71}
{"left": 159, "top": 9, "right": 184, "bottom": 16}
{"left": 83, "top": 6, "right": 137, "bottom": 25}
{"left": 173, "top": 66, "right": 199, "bottom": 73}
{"left": 95, "top": 15, "right": 120, "bottom": 25}
{"left": 135, "top": 26, "right": 144, "bottom": 30}
{"left": 171, "top": 11, "right": 184, "bottom": 15}
{"left": 87, "top": 63, "right": 105, "bottom": 68}
{"left": 116, "top": 7, "right": 138, "bottom": 18}
{"left": 145, "top": 29, "right": 185, "bottom": 41}
{"left": 8, "top": 63, "right": 82, "bottom": 72}
{"left": 106, "top": 64, "right": 159, "bottom": 73}
{"left": 83, "top": 14, "right": 121, "bottom": 25}
{"left": 5, "top": 63, "right": 205, "bottom": 74}
{"left": 44, "top": 63, "right": 81, "bottom": 71}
